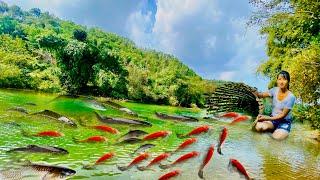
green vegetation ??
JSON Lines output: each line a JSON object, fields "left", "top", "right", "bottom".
{"left": 0, "top": 1, "right": 215, "bottom": 107}
{"left": 250, "top": 0, "right": 320, "bottom": 129}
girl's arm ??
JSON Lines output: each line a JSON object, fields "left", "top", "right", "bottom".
{"left": 253, "top": 91, "right": 271, "bottom": 98}
{"left": 258, "top": 108, "right": 291, "bottom": 121}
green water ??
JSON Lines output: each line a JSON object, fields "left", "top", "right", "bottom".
{"left": 0, "top": 89, "right": 319, "bottom": 180}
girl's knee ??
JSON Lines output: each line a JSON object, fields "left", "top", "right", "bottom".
{"left": 272, "top": 129, "right": 289, "bottom": 140}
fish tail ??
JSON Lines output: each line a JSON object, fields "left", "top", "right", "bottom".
{"left": 176, "top": 133, "right": 185, "bottom": 139}
{"left": 217, "top": 146, "right": 223, "bottom": 155}
{"left": 20, "top": 129, "right": 31, "bottom": 137}
{"left": 78, "top": 118, "right": 87, "bottom": 127}
{"left": 159, "top": 164, "right": 170, "bottom": 169}
{"left": 72, "top": 137, "right": 80, "bottom": 143}
{"left": 137, "top": 166, "right": 147, "bottom": 171}
{"left": 198, "top": 169, "right": 204, "bottom": 179}
{"left": 82, "top": 164, "right": 95, "bottom": 170}
{"left": 117, "top": 165, "right": 129, "bottom": 171}
{"left": 94, "top": 111, "right": 103, "bottom": 121}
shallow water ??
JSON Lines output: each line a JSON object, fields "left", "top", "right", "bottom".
{"left": 0, "top": 89, "right": 319, "bottom": 180}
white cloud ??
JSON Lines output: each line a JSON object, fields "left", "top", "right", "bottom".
{"left": 219, "top": 71, "right": 236, "bottom": 81}
{"left": 126, "top": 0, "right": 221, "bottom": 55}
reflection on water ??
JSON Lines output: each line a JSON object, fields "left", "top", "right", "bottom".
{"left": 0, "top": 89, "right": 319, "bottom": 180}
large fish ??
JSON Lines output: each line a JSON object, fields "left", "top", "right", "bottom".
{"left": 230, "top": 116, "right": 250, "bottom": 125}
{"left": 171, "top": 138, "right": 197, "bottom": 153}
{"left": 159, "top": 151, "right": 199, "bottom": 169}
{"left": 7, "top": 145, "right": 68, "bottom": 154}
{"left": 116, "top": 137, "right": 143, "bottom": 144}
{"left": 83, "top": 152, "right": 115, "bottom": 169}
{"left": 198, "top": 145, "right": 214, "bottom": 179}
{"left": 73, "top": 136, "right": 107, "bottom": 143}
{"left": 143, "top": 131, "right": 171, "bottom": 141}
{"left": 177, "top": 125, "right": 211, "bottom": 138}
{"left": 32, "top": 110, "right": 77, "bottom": 126}
{"left": 95, "top": 112, "right": 152, "bottom": 126}
{"left": 79, "top": 120, "right": 119, "bottom": 134}
{"left": 217, "top": 127, "right": 228, "bottom": 155}
{"left": 137, "top": 153, "right": 170, "bottom": 171}
{"left": 155, "top": 112, "right": 199, "bottom": 122}
{"left": 120, "top": 130, "right": 148, "bottom": 139}
{"left": 21, "top": 130, "right": 64, "bottom": 137}
{"left": 220, "top": 112, "right": 239, "bottom": 118}
{"left": 132, "top": 144, "right": 155, "bottom": 156}
{"left": 0, "top": 162, "right": 76, "bottom": 180}
{"left": 228, "top": 159, "right": 252, "bottom": 180}
{"left": 117, "top": 153, "right": 149, "bottom": 171}
{"left": 8, "top": 106, "right": 29, "bottom": 114}
{"left": 158, "top": 170, "right": 181, "bottom": 180}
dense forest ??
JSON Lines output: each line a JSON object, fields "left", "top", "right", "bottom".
{"left": 250, "top": 0, "right": 320, "bottom": 129}
{"left": 0, "top": 1, "right": 215, "bottom": 107}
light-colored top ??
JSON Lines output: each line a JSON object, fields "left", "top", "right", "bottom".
{"left": 268, "top": 87, "right": 296, "bottom": 121}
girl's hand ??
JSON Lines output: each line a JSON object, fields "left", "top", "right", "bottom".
{"left": 257, "top": 115, "right": 271, "bottom": 121}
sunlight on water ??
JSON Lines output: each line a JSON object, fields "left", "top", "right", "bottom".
{"left": 0, "top": 89, "right": 319, "bottom": 179}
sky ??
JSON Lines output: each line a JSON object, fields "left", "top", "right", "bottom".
{"left": 4, "top": 0, "right": 270, "bottom": 91}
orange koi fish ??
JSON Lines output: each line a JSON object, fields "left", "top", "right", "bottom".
{"left": 143, "top": 131, "right": 171, "bottom": 140}
{"left": 221, "top": 112, "right": 239, "bottom": 118}
{"left": 217, "top": 127, "right": 228, "bottom": 155}
{"left": 159, "top": 151, "right": 199, "bottom": 169}
{"left": 230, "top": 116, "right": 250, "bottom": 125}
{"left": 35, "top": 131, "right": 64, "bottom": 137}
{"left": 198, "top": 145, "right": 214, "bottom": 179}
{"left": 118, "top": 153, "right": 149, "bottom": 171}
{"left": 229, "top": 159, "right": 252, "bottom": 180}
{"left": 158, "top": 170, "right": 181, "bottom": 180}
{"left": 137, "top": 153, "right": 170, "bottom": 171}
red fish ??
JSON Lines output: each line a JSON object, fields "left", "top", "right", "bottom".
{"left": 158, "top": 170, "right": 181, "bottom": 180}
{"left": 75, "top": 136, "right": 107, "bottom": 143}
{"left": 95, "top": 152, "right": 115, "bottom": 164}
{"left": 35, "top": 131, "right": 64, "bottom": 137}
{"left": 118, "top": 152, "right": 149, "bottom": 171}
{"left": 160, "top": 151, "right": 199, "bottom": 169}
{"left": 229, "top": 159, "right": 252, "bottom": 180}
{"left": 93, "top": 125, "right": 119, "bottom": 134}
{"left": 143, "top": 131, "right": 171, "bottom": 140}
{"left": 198, "top": 145, "right": 214, "bottom": 179}
{"left": 230, "top": 116, "right": 250, "bottom": 125}
{"left": 138, "top": 153, "right": 170, "bottom": 171}
{"left": 178, "top": 125, "right": 211, "bottom": 138}
{"left": 217, "top": 127, "right": 228, "bottom": 155}
{"left": 221, "top": 112, "right": 239, "bottom": 118}
{"left": 175, "top": 138, "right": 197, "bottom": 151}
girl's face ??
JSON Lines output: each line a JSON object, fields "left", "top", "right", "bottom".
{"left": 277, "top": 74, "right": 288, "bottom": 89}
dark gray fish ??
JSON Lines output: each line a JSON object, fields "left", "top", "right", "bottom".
{"left": 7, "top": 145, "right": 68, "bottom": 154}
{"left": 121, "top": 130, "right": 148, "bottom": 139}
{"left": 86, "top": 100, "right": 106, "bottom": 111}
{"left": 155, "top": 112, "right": 199, "bottom": 122}
{"left": 0, "top": 162, "right": 76, "bottom": 180}
{"left": 32, "top": 110, "right": 77, "bottom": 126}
{"left": 102, "top": 100, "right": 125, "bottom": 109}
{"left": 132, "top": 144, "right": 155, "bottom": 155}
{"left": 8, "top": 107, "right": 29, "bottom": 114}
{"left": 25, "top": 102, "right": 37, "bottom": 106}
{"left": 95, "top": 112, "right": 151, "bottom": 126}
{"left": 119, "top": 107, "right": 138, "bottom": 116}
{"left": 116, "top": 137, "right": 143, "bottom": 144}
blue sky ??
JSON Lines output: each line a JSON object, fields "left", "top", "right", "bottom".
{"left": 4, "top": 0, "right": 270, "bottom": 91}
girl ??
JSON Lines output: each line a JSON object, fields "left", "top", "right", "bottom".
{"left": 254, "top": 71, "right": 296, "bottom": 140}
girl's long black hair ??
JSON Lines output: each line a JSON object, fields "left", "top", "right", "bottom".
{"left": 277, "top": 70, "right": 290, "bottom": 89}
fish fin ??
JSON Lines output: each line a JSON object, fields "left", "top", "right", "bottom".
{"left": 137, "top": 166, "right": 147, "bottom": 171}
{"left": 117, "top": 166, "right": 128, "bottom": 171}
{"left": 198, "top": 169, "right": 204, "bottom": 179}
{"left": 159, "top": 164, "right": 170, "bottom": 169}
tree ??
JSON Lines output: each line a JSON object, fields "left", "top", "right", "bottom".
{"left": 0, "top": 1, "right": 9, "bottom": 13}
{"left": 73, "top": 29, "right": 87, "bottom": 42}
{"left": 250, "top": 0, "right": 320, "bottom": 128}
{"left": 29, "top": 8, "right": 41, "bottom": 17}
